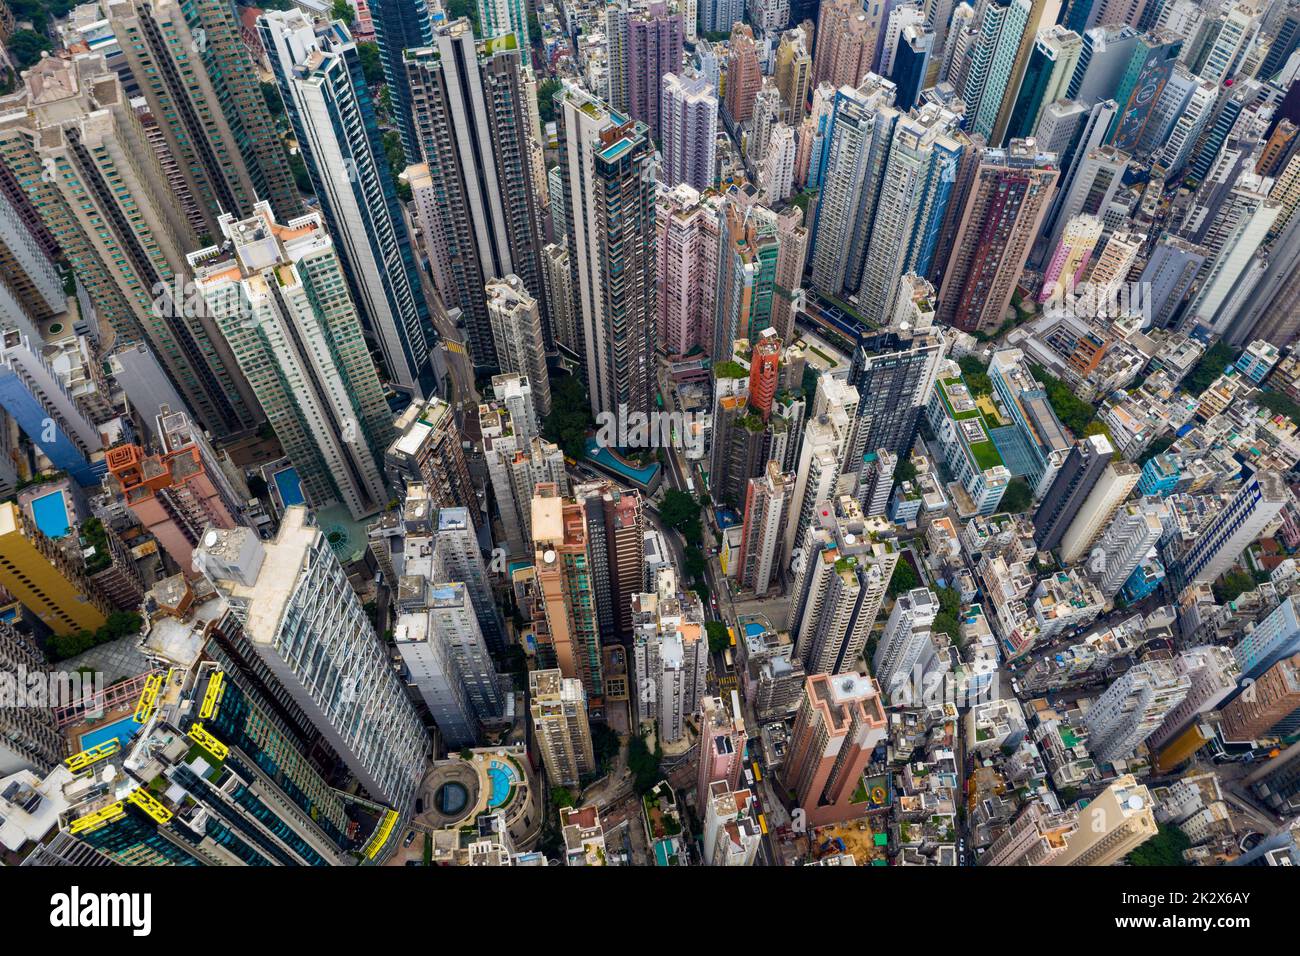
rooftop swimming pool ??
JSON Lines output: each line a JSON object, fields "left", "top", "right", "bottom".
{"left": 273, "top": 467, "right": 305, "bottom": 508}
{"left": 30, "top": 491, "right": 71, "bottom": 539}
{"left": 487, "top": 760, "right": 518, "bottom": 808}
{"left": 78, "top": 714, "right": 142, "bottom": 753}
{"left": 583, "top": 439, "right": 660, "bottom": 487}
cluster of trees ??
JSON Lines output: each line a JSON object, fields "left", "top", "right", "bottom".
{"left": 932, "top": 585, "right": 963, "bottom": 646}
{"left": 705, "top": 620, "right": 729, "bottom": 653}
{"left": 542, "top": 373, "right": 592, "bottom": 460}
{"left": 1000, "top": 477, "right": 1033, "bottom": 514}
{"left": 660, "top": 489, "right": 711, "bottom": 600}
{"left": 957, "top": 355, "right": 993, "bottom": 397}
{"left": 1213, "top": 567, "right": 1267, "bottom": 604}
{"left": 537, "top": 77, "right": 563, "bottom": 124}
{"left": 1128, "top": 824, "right": 1190, "bottom": 867}
{"left": 47, "top": 612, "right": 143, "bottom": 662}
{"left": 627, "top": 731, "right": 663, "bottom": 795}
{"left": 1028, "top": 362, "right": 1097, "bottom": 437}
{"left": 1184, "top": 342, "right": 1238, "bottom": 396}
{"left": 887, "top": 559, "right": 919, "bottom": 597}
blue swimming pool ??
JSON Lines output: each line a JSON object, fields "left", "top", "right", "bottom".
{"left": 487, "top": 760, "right": 517, "bottom": 808}
{"left": 273, "top": 467, "right": 305, "bottom": 507}
{"left": 30, "top": 491, "right": 70, "bottom": 539}
{"left": 583, "top": 439, "right": 660, "bottom": 487}
{"left": 79, "top": 714, "right": 143, "bottom": 752}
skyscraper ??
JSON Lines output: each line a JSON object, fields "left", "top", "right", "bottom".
{"left": 530, "top": 669, "right": 596, "bottom": 788}
{"left": 189, "top": 204, "right": 393, "bottom": 521}
{"left": 487, "top": 276, "right": 552, "bottom": 419}
{"left": 981, "top": 800, "right": 1078, "bottom": 866}
{"left": 808, "top": 75, "right": 900, "bottom": 300}
{"left": 404, "top": 23, "right": 548, "bottom": 372}
{"left": 770, "top": 205, "right": 809, "bottom": 344}
{"left": 1081, "top": 655, "right": 1192, "bottom": 764}
{"left": 782, "top": 672, "right": 887, "bottom": 827}
{"left": 657, "top": 183, "right": 721, "bottom": 356}
{"left": 625, "top": 1, "right": 684, "bottom": 140}
{"left": 393, "top": 508, "right": 506, "bottom": 748}
{"left": 1057, "top": 459, "right": 1139, "bottom": 564}
{"left": 845, "top": 321, "right": 946, "bottom": 467}
{"left": 1174, "top": 468, "right": 1287, "bottom": 588}
{"left": 533, "top": 483, "right": 605, "bottom": 699}
{"left": 697, "top": 693, "right": 747, "bottom": 809}
{"left": 481, "top": 386, "right": 567, "bottom": 557}
{"left": 386, "top": 399, "right": 481, "bottom": 528}
{"left": 478, "top": 0, "right": 531, "bottom": 65}
{"left": 1221, "top": 654, "right": 1300, "bottom": 741}
{"left": 557, "top": 86, "right": 656, "bottom": 420}
{"left": 737, "top": 461, "right": 794, "bottom": 596}
{"left": 813, "top": 0, "right": 881, "bottom": 91}
{"left": 1032, "top": 434, "right": 1114, "bottom": 552}
{"left": 1092, "top": 499, "right": 1166, "bottom": 598}
{"left": 632, "top": 566, "right": 708, "bottom": 743}
{"left": 891, "top": 24, "right": 936, "bottom": 111}
{"left": 857, "top": 102, "right": 966, "bottom": 323}
{"left": 961, "top": 0, "right": 1033, "bottom": 142}
{"left": 107, "top": 0, "right": 301, "bottom": 230}
{"left": 261, "top": 11, "right": 435, "bottom": 397}
{"left": 195, "top": 511, "right": 432, "bottom": 813}
{"left": 1106, "top": 30, "right": 1181, "bottom": 154}
{"left": 1051, "top": 774, "right": 1157, "bottom": 865}
{"left": 0, "top": 502, "right": 110, "bottom": 636}
{"left": 789, "top": 496, "right": 899, "bottom": 675}
{"left": 1005, "top": 25, "right": 1083, "bottom": 142}
{"left": 0, "top": 620, "right": 62, "bottom": 774}
{"left": 724, "top": 23, "right": 763, "bottom": 122}
{"left": 936, "top": 140, "right": 1058, "bottom": 334}
{"left": 661, "top": 71, "right": 719, "bottom": 191}
{"left": 774, "top": 27, "right": 813, "bottom": 121}
{"left": 367, "top": 0, "right": 434, "bottom": 161}
{"left": 0, "top": 54, "right": 259, "bottom": 438}
{"left": 873, "top": 587, "right": 940, "bottom": 703}
{"left": 0, "top": 331, "right": 104, "bottom": 487}
{"left": 1039, "top": 213, "right": 1103, "bottom": 301}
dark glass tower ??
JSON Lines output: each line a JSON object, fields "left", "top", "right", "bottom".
{"left": 369, "top": 0, "right": 435, "bottom": 163}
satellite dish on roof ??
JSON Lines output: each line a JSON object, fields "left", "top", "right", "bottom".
{"left": 204, "top": 530, "right": 219, "bottom": 547}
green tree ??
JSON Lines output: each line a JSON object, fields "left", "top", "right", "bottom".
{"left": 1028, "top": 362, "right": 1096, "bottom": 436}
{"left": 330, "top": 0, "right": 355, "bottom": 24}
{"left": 659, "top": 489, "right": 701, "bottom": 535}
{"left": 9, "top": 30, "right": 51, "bottom": 68}
{"left": 887, "top": 559, "right": 919, "bottom": 597}
{"left": 541, "top": 373, "right": 593, "bottom": 460}
{"left": 1183, "top": 342, "right": 1238, "bottom": 396}
{"left": 627, "top": 732, "right": 663, "bottom": 795}
{"left": 957, "top": 354, "right": 992, "bottom": 396}
{"left": 550, "top": 786, "right": 575, "bottom": 809}
{"left": 1213, "top": 568, "right": 1256, "bottom": 604}
{"left": 705, "top": 620, "right": 729, "bottom": 653}
{"left": 356, "top": 41, "right": 384, "bottom": 85}
{"left": 261, "top": 81, "right": 284, "bottom": 118}
{"left": 536, "top": 77, "right": 563, "bottom": 124}
{"left": 1128, "top": 824, "right": 1190, "bottom": 866}
{"left": 1000, "top": 477, "right": 1032, "bottom": 514}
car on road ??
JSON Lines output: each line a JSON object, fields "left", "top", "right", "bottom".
{"left": 403, "top": 830, "right": 417, "bottom": 848}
